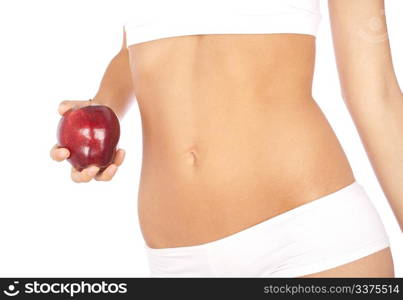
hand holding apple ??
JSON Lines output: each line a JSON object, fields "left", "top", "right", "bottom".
{"left": 50, "top": 100, "right": 125, "bottom": 183}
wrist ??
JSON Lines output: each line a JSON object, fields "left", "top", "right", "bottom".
{"left": 92, "top": 93, "right": 124, "bottom": 119}
{"left": 92, "top": 93, "right": 110, "bottom": 106}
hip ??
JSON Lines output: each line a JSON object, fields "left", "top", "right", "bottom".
{"left": 143, "top": 181, "right": 390, "bottom": 277}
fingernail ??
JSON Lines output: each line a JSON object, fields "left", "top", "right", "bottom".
{"left": 60, "top": 148, "right": 69, "bottom": 158}
{"left": 87, "top": 166, "right": 99, "bottom": 177}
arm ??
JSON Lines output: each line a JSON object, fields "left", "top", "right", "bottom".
{"left": 52, "top": 27, "right": 134, "bottom": 182}
{"left": 58, "top": 27, "right": 136, "bottom": 119}
{"left": 92, "top": 27, "right": 136, "bottom": 119}
{"left": 329, "top": 0, "right": 403, "bottom": 230}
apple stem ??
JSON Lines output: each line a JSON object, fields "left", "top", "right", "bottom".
{"left": 88, "top": 98, "right": 92, "bottom": 106}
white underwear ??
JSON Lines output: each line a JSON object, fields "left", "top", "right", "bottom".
{"left": 123, "top": 0, "right": 322, "bottom": 46}
{"left": 144, "top": 181, "right": 390, "bottom": 277}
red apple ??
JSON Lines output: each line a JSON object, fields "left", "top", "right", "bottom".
{"left": 57, "top": 105, "right": 120, "bottom": 171}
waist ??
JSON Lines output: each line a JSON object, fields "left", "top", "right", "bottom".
{"left": 140, "top": 96, "right": 353, "bottom": 189}
{"left": 137, "top": 97, "right": 355, "bottom": 248}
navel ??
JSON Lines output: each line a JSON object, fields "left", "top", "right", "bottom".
{"left": 184, "top": 146, "right": 198, "bottom": 166}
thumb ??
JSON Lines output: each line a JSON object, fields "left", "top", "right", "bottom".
{"left": 58, "top": 99, "right": 93, "bottom": 116}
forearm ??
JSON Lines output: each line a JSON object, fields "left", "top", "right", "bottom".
{"left": 329, "top": 0, "right": 403, "bottom": 230}
{"left": 350, "top": 92, "right": 403, "bottom": 231}
{"left": 93, "top": 47, "right": 135, "bottom": 119}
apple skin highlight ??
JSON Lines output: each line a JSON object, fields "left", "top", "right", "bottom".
{"left": 57, "top": 105, "right": 120, "bottom": 171}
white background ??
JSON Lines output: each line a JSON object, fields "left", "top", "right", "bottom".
{"left": 0, "top": 0, "right": 401, "bottom": 277}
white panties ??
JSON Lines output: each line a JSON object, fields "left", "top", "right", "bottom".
{"left": 144, "top": 181, "right": 390, "bottom": 277}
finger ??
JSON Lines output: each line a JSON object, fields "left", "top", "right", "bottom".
{"left": 58, "top": 100, "right": 91, "bottom": 116}
{"left": 94, "top": 164, "right": 118, "bottom": 182}
{"left": 71, "top": 165, "right": 100, "bottom": 183}
{"left": 113, "top": 149, "right": 126, "bottom": 166}
{"left": 70, "top": 168, "right": 82, "bottom": 183}
{"left": 50, "top": 145, "right": 70, "bottom": 161}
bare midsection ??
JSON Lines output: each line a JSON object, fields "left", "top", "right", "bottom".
{"left": 128, "top": 34, "right": 355, "bottom": 248}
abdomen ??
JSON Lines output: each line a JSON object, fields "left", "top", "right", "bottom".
{"left": 128, "top": 34, "right": 355, "bottom": 248}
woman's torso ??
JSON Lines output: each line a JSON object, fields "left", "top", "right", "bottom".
{"left": 128, "top": 34, "right": 355, "bottom": 248}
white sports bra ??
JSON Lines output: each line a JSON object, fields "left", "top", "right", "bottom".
{"left": 123, "top": 0, "right": 321, "bottom": 47}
